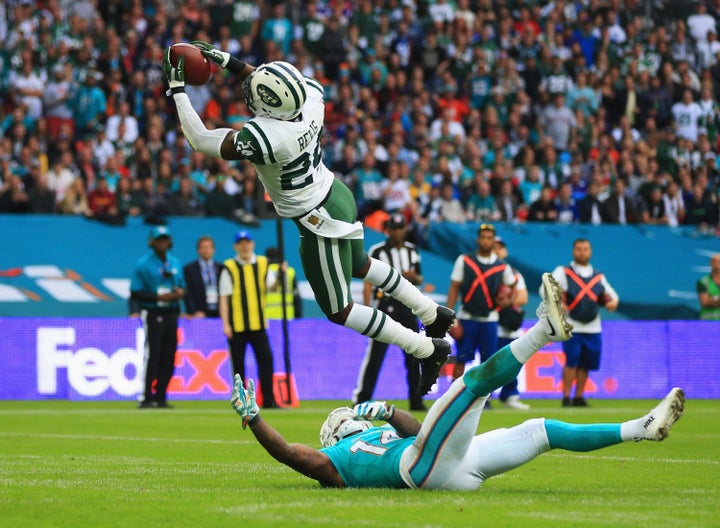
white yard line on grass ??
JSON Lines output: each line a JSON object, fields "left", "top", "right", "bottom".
{"left": 545, "top": 452, "right": 720, "bottom": 465}
{"left": 508, "top": 510, "right": 692, "bottom": 528}
{"left": 0, "top": 408, "right": 324, "bottom": 415}
{"left": 0, "top": 431, "right": 255, "bottom": 445}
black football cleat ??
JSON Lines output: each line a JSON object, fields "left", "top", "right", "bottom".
{"left": 417, "top": 338, "right": 451, "bottom": 396}
{"left": 424, "top": 306, "right": 456, "bottom": 338}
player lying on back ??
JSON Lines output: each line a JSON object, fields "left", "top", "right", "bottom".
{"left": 230, "top": 275, "right": 685, "bottom": 489}
{"left": 163, "top": 42, "right": 454, "bottom": 396}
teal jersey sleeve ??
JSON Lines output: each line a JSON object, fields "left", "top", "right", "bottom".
{"left": 320, "top": 426, "right": 413, "bottom": 488}
{"left": 130, "top": 258, "right": 151, "bottom": 293}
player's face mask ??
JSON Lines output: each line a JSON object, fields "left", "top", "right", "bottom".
{"left": 319, "top": 407, "right": 372, "bottom": 447}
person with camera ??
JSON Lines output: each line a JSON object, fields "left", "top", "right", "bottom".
{"left": 130, "top": 226, "right": 186, "bottom": 408}
{"left": 550, "top": 238, "right": 619, "bottom": 407}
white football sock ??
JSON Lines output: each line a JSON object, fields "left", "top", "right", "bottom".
{"left": 363, "top": 258, "right": 437, "bottom": 325}
{"left": 344, "top": 303, "right": 434, "bottom": 359}
{"left": 620, "top": 417, "right": 644, "bottom": 442}
{"left": 509, "top": 321, "right": 549, "bottom": 364}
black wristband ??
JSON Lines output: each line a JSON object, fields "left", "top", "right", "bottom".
{"left": 170, "top": 86, "right": 185, "bottom": 95}
{"left": 227, "top": 56, "right": 247, "bottom": 76}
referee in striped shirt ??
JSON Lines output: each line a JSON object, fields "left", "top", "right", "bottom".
{"left": 352, "top": 214, "right": 426, "bottom": 411}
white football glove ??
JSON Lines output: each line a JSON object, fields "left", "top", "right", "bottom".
{"left": 353, "top": 401, "right": 395, "bottom": 421}
{"left": 230, "top": 373, "right": 259, "bottom": 429}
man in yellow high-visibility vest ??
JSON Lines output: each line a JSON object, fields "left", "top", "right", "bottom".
{"left": 265, "top": 247, "right": 302, "bottom": 320}
{"left": 219, "top": 231, "right": 278, "bottom": 408}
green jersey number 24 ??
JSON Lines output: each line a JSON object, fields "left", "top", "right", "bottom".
{"left": 280, "top": 126, "right": 324, "bottom": 190}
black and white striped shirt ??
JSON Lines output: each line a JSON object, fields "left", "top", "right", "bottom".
{"left": 368, "top": 240, "right": 422, "bottom": 311}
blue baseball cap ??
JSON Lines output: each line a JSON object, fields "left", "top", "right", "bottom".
{"left": 234, "top": 230, "right": 253, "bottom": 243}
{"left": 149, "top": 225, "right": 171, "bottom": 239}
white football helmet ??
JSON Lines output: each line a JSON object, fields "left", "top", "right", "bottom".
{"left": 242, "top": 61, "right": 307, "bottom": 121}
{"left": 319, "top": 407, "right": 372, "bottom": 448}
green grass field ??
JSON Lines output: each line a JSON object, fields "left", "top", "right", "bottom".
{"left": 1, "top": 398, "right": 717, "bottom": 528}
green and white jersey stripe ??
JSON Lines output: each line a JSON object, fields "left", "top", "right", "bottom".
{"left": 316, "top": 232, "right": 350, "bottom": 313}
{"left": 230, "top": 76, "right": 332, "bottom": 218}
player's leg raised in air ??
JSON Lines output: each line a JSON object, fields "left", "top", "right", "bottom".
{"left": 400, "top": 273, "right": 572, "bottom": 488}
{"left": 296, "top": 180, "right": 456, "bottom": 393}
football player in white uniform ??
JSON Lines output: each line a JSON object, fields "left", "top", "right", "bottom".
{"left": 163, "top": 43, "right": 455, "bottom": 395}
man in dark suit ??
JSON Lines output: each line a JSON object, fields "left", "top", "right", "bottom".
{"left": 603, "top": 179, "right": 638, "bottom": 225}
{"left": 183, "top": 235, "right": 222, "bottom": 318}
{"left": 577, "top": 180, "right": 605, "bottom": 225}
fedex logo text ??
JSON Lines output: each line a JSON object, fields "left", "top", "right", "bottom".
{"left": 37, "top": 327, "right": 146, "bottom": 397}
{"left": 36, "top": 327, "right": 233, "bottom": 398}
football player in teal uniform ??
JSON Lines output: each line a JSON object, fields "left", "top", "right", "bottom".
{"left": 230, "top": 275, "right": 684, "bottom": 490}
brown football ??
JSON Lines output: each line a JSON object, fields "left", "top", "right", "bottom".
{"left": 169, "top": 43, "right": 211, "bottom": 85}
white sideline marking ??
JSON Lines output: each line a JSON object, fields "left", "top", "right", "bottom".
{"left": 2, "top": 433, "right": 717, "bottom": 466}
{"left": 0, "top": 407, "right": 323, "bottom": 416}
{"left": 0, "top": 408, "right": 232, "bottom": 415}
{"left": 214, "top": 507, "right": 409, "bottom": 527}
{"left": 0, "top": 431, "right": 254, "bottom": 445}
{"left": 545, "top": 452, "right": 720, "bottom": 465}
{"left": 508, "top": 510, "right": 680, "bottom": 527}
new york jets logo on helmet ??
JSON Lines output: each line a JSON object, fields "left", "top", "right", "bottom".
{"left": 242, "top": 61, "right": 308, "bottom": 121}
{"left": 256, "top": 84, "right": 282, "bottom": 107}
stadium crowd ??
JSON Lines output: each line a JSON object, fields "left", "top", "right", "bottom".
{"left": 0, "top": 0, "right": 719, "bottom": 245}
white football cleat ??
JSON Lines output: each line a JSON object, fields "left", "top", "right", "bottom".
{"left": 504, "top": 395, "right": 530, "bottom": 410}
{"left": 636, "top": 387, "right": 685, "bottom": 441}
{"left": 537, "top": 273, "right": 573, "bottom": 342}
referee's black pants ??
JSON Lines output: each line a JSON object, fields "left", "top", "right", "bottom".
{"left": 228, "top": 330, "right": 276, "bottom": 407}
{"left": 142, "top": 310, "right": 179, "bottom": 404}
{"left": 353, "top": 306, "right": 423, "bottom": 408}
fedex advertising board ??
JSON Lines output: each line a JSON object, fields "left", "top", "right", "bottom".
{"left": 0, "top": 318, "right": 717, "bottom": 401}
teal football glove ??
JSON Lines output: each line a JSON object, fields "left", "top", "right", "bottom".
{"left": 163, "top": 47, "right": 185, "bottom": 93}
{"left": 191, "top": 40, "right": 231, "bottom": 68}
{"left": 353, "top": 401, "right": 395, "bottom": 421}
{"left": 230, "top": 373, "right": 259, "bottom": 429}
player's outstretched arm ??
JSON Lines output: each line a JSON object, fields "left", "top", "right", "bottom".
{"left": 246, "top": 416, "right": 344, "bottom": 487}
{"left": 231, "top": 375, "right": 343, "bottom": 486}
{"left": 163, "top": 47, "right": 241, "bottom": 160}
